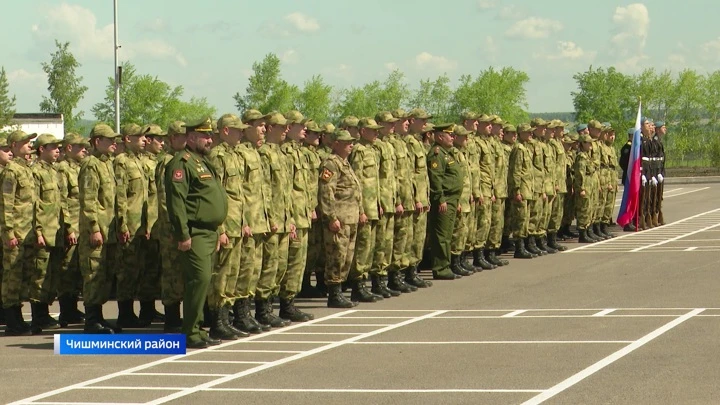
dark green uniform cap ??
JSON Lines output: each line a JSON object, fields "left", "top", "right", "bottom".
{"left": 433, "top": 123, "right": 455, "bottom": 133}
{"left": 340, "top": 116, "right": 359, "bottom": 128}
{"left": 517, "top": 123, "right": 533, "bottom": 133}
{"left": 453, "top": 126, "right": 472, "bottom": 137}
{"left": 358, "top": 117, "right": 383, "bottom": 130}
{"left": 183, "top": 117, "right": 215, "bottom": 133}
{"left": 63, "top": 132, "right": 91, "bottom": 147}
{"left": 503, "top": 124, "right": 517, "bottom": 133}
{"left": 121, "top": 123, "right": 143, "bottom": 137}
{"left": 578, "top": 133, "right": 593, "bottom": 143}
{"left": 420, "top": 123, "right": 435, "bottom": 134}
{"left": 217, "top": 114, "right": 249, "bottom": 130}
{"left": 375, "top": 111, "right": 398, "bottom": 123}
{"left": 143, "top": 124, "right": 168, "bottom": 137}
{"left": 332, "top": 130, "right": 355, "bottom": 142}
{"left": 167, "top": 121, "right": 186, "bottom": 136}
{"left": 285, "top": 110, "right": 305, "bottom": 125}
{"left": 460, "top": 111, "right": 478, "bottom": 121}
{"left": 408, "top": 108, "right": 432, "bottom": 119}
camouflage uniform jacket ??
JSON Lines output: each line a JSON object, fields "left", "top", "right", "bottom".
{"left": 373, "top": 138, "right": 397, "bottom": 215}
{"left": 349, "top": 139, "right": 381, "bottom": 221}
{"left": 79, "top": 153, "right": 117, "bottom": 242}
{"left": 509, "top": 142, "right": 534, "bottom": 201}
{"left": 281, "top": 140, "right": 312, "bottom": 230}
{"left": 237, "top": 142, "right": 270, "bottom": 234}
{"left": 259, "top": 142, "right": 294, "bottom": 233}
{"left": 452, "top": 147, "right": 473, "bottom": 213}
{"left": 114, "top": 150, "right": 148, "bottom": 237}
{"left": 477, "top": 135, "right": 496, "bottom": 198}
{"left": 385, "top": 134, "right": 413, "bottom": 210}
{"left": 491, "top": 136, "right": 509, "bottom": 199}
{"left": 0, "top": 157, "right": 36, "bottom": 243}
{"left": 33, "top": 160, "right": 66, "bottom": 247}
{"left": 141, "top": 152, "right": 160, "bottom": 238}
{"left": 406, "top": 134, "right": 430, "bottom": 207}
{"left": 56, "top": 158, "right": 82, "bottom": 237}
{"left": 319, "top": 154, "right": 362, "bottom": 225}
{"left": 302, "top": 144, "right": 321, "bottom": 212}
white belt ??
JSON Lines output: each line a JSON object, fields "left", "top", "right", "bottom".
{"left": 641, "top": 157, "right": 650, "bottom": 161}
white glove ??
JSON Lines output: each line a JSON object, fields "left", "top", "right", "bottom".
{"left": 651, "top": 177, "right": 658, "bottom": 186}
{"left": 641, "top": 175, "right": 647, "bottom": 186}
{"left": 657, "top": 174, "right": 664, "bottom": 183}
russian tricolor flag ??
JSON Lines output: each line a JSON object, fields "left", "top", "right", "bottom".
{"left": 617, "top": 102, "right": 643, "bottom": 227}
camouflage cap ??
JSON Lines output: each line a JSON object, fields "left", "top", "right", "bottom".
{"left": 35, "top": 133, "right": 62, "bottom": 147}
{"left": 460, "top": 111, "right": 478, "bottom": 121}
{"left": 332, "top": 130, "right": 355, "bottom": 142}
{"left": 547, "top": 120, "right": 559, "bottom": 129}
{"left": 217, "top": 114, "right": 249, "bottom": 131}
{"left": 432, "top": 123, "right": 456, "bottom": 133}
{"left": 641, "top": 116, "right": 652, "bottom": 124}
{"left": 391, "top": 108, "right": 409, "bottom": 119}
{"left": 183, "top": 117, "right": 214, "bottom": 133}
{"left": 655, "top": 120, "right": 665, "bottom": 127}
{"left": 563, "top": 129, "right": 569, "bottom": 135}
{"left": 517, "top": 123, "right": 533, "bottom": 133}
{"left": 408, "top": 108, "right": 432, "bottom": 119}
{"left": 490, "top": 115, "right": 504, "bottom": 125}
{"left": 306, "top": 121, "right": 323, "bottom": 133}
{"left": 476, "top": 114, "right": 492, "bottom": 123}
{"left": 569, "top": 133, "right": 580, "bottom": 142}
{"left": 266, "top": 112, "right": 288, "bottom": 126}
{"left": 285, "top": 110, "right": 304, "bottom": 125}
{"left": 562, "top": 135, "right": 575, "bottom": 144}
{"left": 453, "top": 126, "right": 472, "bottom": 137}
{"left": 121, "top": 123, "right": 143, "bottom": 137}
{"left": 375, "top": 111, "right": 398, "bottom": 123}
{"left": 578, "top": 133, "right": 593, "bottom": 143}
{"left": 143, "top": 124, "right": 167, "bottom": 137}
{"left": 530, "top": 117, "right": 547, "bottom": 127}
{"left": 0, "top": 136, "right": 8, "bottom": 148}
{"left": 167, "top": 121, "right": 186, "bottom": 136}
{"left": 503, "top": 124, "right": 517, "bottom": 133}
{"left": 90, "top": 124, "right": 120, "bottom": 139}
{"left": 420, "top": 123, "right": 435, "bottom": 134}
{"left": 63, "top": 132, "right": 91, "bottom": 146}
{"left": 242, "top": 109, "right": 269, "bottom": 123}
{"left": 340, "top": 116, "right": 359, "bottom": 128}
{"left": 358, "top": 117, "right": 383, "bottom": 130}
{"left": 321, "top": 122, "right": 336, "bottom": 134}
{"left": 7, "top": 130, "right": 38, "bottom": 143}
{"left": 588, "top": 120, "right": 603, "bottom": 129}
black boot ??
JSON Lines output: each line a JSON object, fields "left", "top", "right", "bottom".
{"left": 117, "top": 300, "right": 150, "bottom": 328}
{"left": 451, "top": 255, "right": 473, "bottom": 276}
{"left": 58, "top": 295, "right": 84, "bottom": 327}
{"left": 579, "top": 228, "right": 595, "bottom": 243}
{"left": 458, "top": 252, "right": 474, "bottom": 272}
{"left": 315, "top": 272, "right": 328, "bottom": 297}
{"left": 513, "top": 239, "right": 534, "bottom": 259}
{"left": 623, "top": 223, "right": 637, "bottom": 232}
{"left": 232, "top": 298, "right": 264, "bottom": 334}
{"left": 221, "top": 304, "right": 249, "bottom": 337}
{"left": 163, "top": 303, "right": 182, "bottom": 333}
{"left": 547, "top": 232, "right": 567, "bottom": 252}
{"left": 4, "top": 305, "right": 31, "bottom": 336}
{"left": 387, "top": 271, "right": 416, "bottom": 293}
{"left": 279, "top": 297, "right": 314, "bottom": 322}
{"left": 567, "top": 226, "right": 580, "bottom": 238}
{"left": 538, "top": 235, "right": 557, "bottom": 254}
{"left": 487, "top": 249, "right": 509, "bottom": 266}
{"left": 473, "top": 249, "right": 496, "bottom": 270}
{"left": 255, "top": 298, "right": 289, "bottom": 328}
{"left": 404, "top": 265, "right": 432, "bottom": 288}
{"left": 593, "top": 224, "right": 608, "bottom": 240}
{"left": 600, "top": 223, "right": 615, "bottom": 238}
{"left": 30, "top": 302, "right": 60, "bottom": 334}
{"left": 500, "top": 236, "right": 513, "bottom": 254}
{"left": 139, "top": 300, "right": 160, "bottom": 325}
{"left": 297, "top": 272, "right": 326, "bottom": 298}
{"left": 0, "top": 301, "right": 5, "bottom": 326}
{"left": 83, "top": 305, "right": 114, "bottom": 334}
{"left": 351, "top": 280, "right": 380, "bottom": 303}
{"left": 525, "top": 237, "right": 542, "bottom": 255}
{"left": 209, "top": 308, "right": 239, "bottom": 340}
{"left": 370, "top": 274, "right": 392, "bottom": 298}
{"left": 327, "top": 284, "right": 357, "bottom": 308}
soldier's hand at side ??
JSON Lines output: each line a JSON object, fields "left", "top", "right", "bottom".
{"left": 329, "top": 219, "right": 341, "bottom": 233}
{"left": 415, "top": 202, "right": 423, "bottom": 212}
{"left": 66, "top": 232, "right": 77, "bottom": 246}
{"left": 145, "top": 230, "right": 151, "bottom": 240}
{"left": 439, "top": 202, "right": 448, "bottom": 213}
{"left": 542, "top": 193, "right": 547, "bottom": 201}
{"left": 270, "top": 224, "right": 279, "bottom": 233}
{"left": 6, "top": 237, "right": 18, "bottom": 248}
{"left": 359, "top": 213, "right": 368, "bottom": 225}
{"left": 242, "top": 226, "right": 253, "bottom": 238}
{"left": 90, "top": 232, "right": 103, "bottom": 247}
{"left": 311, "top": 210, "right": 318, "bottom": 221}
{"left": 119, "top": 231, "right": 130, "bottom": 245}
{"left": 218, "top": 232, "right": 229, "bottom": 247}
{"left": 491, "top": 195, "right": 496, "bottom": 203}
{"left": 395, "top": 204, "right": 404, "bottom": 216}
{"left": 379, "top": 207, "right": 384, "bottom": 216}
{"left": 290, "top": 230, "right": 298, "bottom": 240}
{"left": 178, "top": 238, "right": 192, "bottom": 251}
{"left": 580, "top": 190, "right": 586, "bottom": 197}
{"left": 37, "top": 235, "right": 46, "bottom": 247}
{"left": 289, "top": 224, "right": 297, "bottom": 234}
{"left": 457, "top": 204, "right": 462, "bottom": 212}
{"left": 515, "top": 194, "right": 523, "bottom": 202}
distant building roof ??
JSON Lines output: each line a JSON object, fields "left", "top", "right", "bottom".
{"left": 13, "top": 113, "right": 63, "bottom": 122}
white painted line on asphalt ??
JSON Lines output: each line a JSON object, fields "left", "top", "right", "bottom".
{"left": 21, "top": 403, "right": 144, "bottom": 405}
{"left": 237, "top": 340, "right": 338, "bottom": 344}
{"left": 520, "top": 308, "right": 704, "bottom": 405}
{"left": 632, "top": 221, "right": 720, "bottom": 252}
{"left": 684, "top": 247, "right": 698, "bottom": 251}
{"left": 663, "top": 187, "right": 710, "bottom": 198}
{"left": 432, "top": 314, "right": 677, "bottom": 319}
{"left": 79, "top": 386, "right": 184, "bottom": 391}
{"left": 7, "top": 309, "right": 356, "bottom": 405}
{"left": 277, "top": 332, "right": 363, "bottom": 335}
{"left": 502, "top": 310, "right": 527, "bottom": 317}
{"left": 208, "top": 349, "right": 303, "bottom": 354}
{"left": 351, "top": 340, "right": 633, "bottom": 345}
{"left": 171, "top": 360, "right": 268, "bottom": 364}
{"left": 438, "top": 307, "right": 720, "bottom": 312}
{"left": 592, "top": 309, "right": 616, "bottom": 316}
{"left": 145, "top": 310, "right": 447, "bottom": 405}
{"left": 335, "top": 316, "right": 416, "bottom": 319}
{"left": 130, "top": 373, "right": 231, "bottom": 377}
{"left": 306, "top": 323, "right": 395, "bottom": 327}
{"left": 204, "top": 388, "right": 545, "bottom": 393}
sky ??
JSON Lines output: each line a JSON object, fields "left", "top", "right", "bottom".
{"left": 3, "top": 0, "right": 720, "bottom": 120}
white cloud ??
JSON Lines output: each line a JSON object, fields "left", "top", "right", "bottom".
{"left": 538, "top": 41, "right": 596, "bottom": 61}
{"left": 505, "top": 17, "right": 563, "bottom": 39}
{"left": 280, "top": 49, "right": 299, "bottom": 64}
{"left": 7, "top": 69, "right": 46, "bottom": 84}
{"left": 701, "top": 37, "right": 720, "bottom": 61}
{"left": 477, "top": 0, "right": 496, "bottom": 10}
{"left": 31, "top": 3, "right": 187, "bottom": 66}
{"left": 284, "top": 12, "right": 320, "bottom": 32}
{"left": 415, "top": 52, "right": 458, "bottom": 71}
{"left": 611, "top": 4, "right": 650, "bottom": 47}
{"left": 497, "top": 5, "right": 527, "bottom": 20}
{"left": 384, "top": 62, "right": 399, "bottom": 71}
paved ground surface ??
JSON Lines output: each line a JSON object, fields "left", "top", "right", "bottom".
{"left": 3, "top": 184, "right": 720, "bottom": 405}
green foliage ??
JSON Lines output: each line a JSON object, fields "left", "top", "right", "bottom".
{"left": 92, "top": 62, "right": 216, "bottom": 127}
{"left": 232, "top": 53, "right": 299, "bottom": 113}
{"left": 0, "top": 67, "right": 16, "bottom": 128}
{"left": 333, "top": 70, "right": 409, "bottom": 119}
{"left": 39, "top": 40, "right": 88, "bottom": 133}
{"left": 452, "top": 67, "right": 530, "bottom": 123}
{"left": 707, "top": 135, "right": 720, "bottom": 167}
{"left": 295, "top": 75, "right": 333, "bottom": 123}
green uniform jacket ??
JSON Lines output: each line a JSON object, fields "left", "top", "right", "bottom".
{"left": 573, "top": 151, "right": 594, "bottom": 195}
{"left": 373, "top": 138, "right": 397, "bottom": 214}
{"left": 508, "top": 142, "right": 534, "bottom": 201}
{"left": 427, "top": 144, "right": 463, "bottom": 204}
{"left": 141, "top": 153, "right": 160, "bottom": 238}
{"left": 165, "top": 148, "right": 228, "bottom": 242}
{"left": 318, "top": 154, "right": 362, "bottom": 224}
{"left": 491, "top": 137, "right": 509, "bottom": 199}
{"left": 605, "top": 143, "right": 619, "bottom": 186}
{"left": 0, "top": 157, "right": 35, "bottom": 243}
{"left": 208, "top": 143, "right": 245, "bottom": 237}
{"left": 477, "top": 136, "right": 496, "bottom": 198}
{"left": 406, "top": 134, "right": 430, "bottom": 207}
{"left": 550, "top": 139, "right": 567, "bottom": 194}
{"left": 565, "top": 150, "right": 576, "bottom": 195}
{"left": 349, "top": 140, "right": 381, "bottom": 221}
{"left": 302, "top": 145, "right": 321, "bottom": 212}
{"left": 452, "top": 147, "right": 472, "bottom": 213}
{"left": 528, "top": 139, "right": 545, "bottom": 195}
{"left": 114, "top": 151, "right": 148, "bottom": 237}
{"left": 79, "top": 153, "right": 117, "bottom": 242}
{"left": 155, "top": 152, "right": 175, "bottom": 238}
{"left": 282, "top": 140, "right": 312, "bottom": 230}
{"left": 236, "top": 142, "right": 270, "bottom": 234}
{"left": 259, "top": 142, "right": 294, "bottom": 233}
{"left": 57, "top": 158, "right": 82, "bottom": 237}
{"left": 33, "top": 160, "right": 66, "bottom": 247}
{"left": 465, "top": 136, "right": 482, "bottom": 201}
{"left": 386, "top": 134, "right": 413, "bottom": 209}
{"left": 542, "top": 140, "right": 556, "bottom": 197}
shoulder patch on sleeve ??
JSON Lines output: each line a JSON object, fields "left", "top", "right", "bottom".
{"left": 172, "top": 169, "right": 184, "bottom": 182}
{"left": 321, "top": 168, "right": 334, "bottom": 182}
{"left": 2, "top": 178, "right": 14, "bottom": 194}
{"left": 431, "top": 161, "right": 438, "bottom": 169}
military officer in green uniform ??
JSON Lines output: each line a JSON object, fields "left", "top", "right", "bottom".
{"left": 448, "top": 126, "right": 475, "bottom": 277}
{"left": 427, "top": 124, "right": 463, "bottom": 280}
{"left": 165, "top": 117, "right": 229, "bottom": 348}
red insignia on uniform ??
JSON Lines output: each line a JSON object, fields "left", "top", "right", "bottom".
{"left": 321, "top": 168, "right": 334, "bottom": 181}
{"left": 172, "top": 169, "right": 184, "bottom": 182}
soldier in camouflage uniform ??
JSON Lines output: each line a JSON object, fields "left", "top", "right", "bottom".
{"left": 525, "top": 119, "right": 547, "bottom": 256}
{"left": 318, "top": 130, "right": 362, "bottom": 308}
{"left": 0, "top": 130, "right": 37, "bottom": 335}
{"left": 559, "top": 129, "right": 582, "bottom": 239}
{"left": 574, "top": 133, "right": 597, "bottom": 243}
{"left": 0, "top": 135, "right": 13, "bottom": 326}
{"left": 206, "top": 114, "right": 249, "bottom": 340}
{"left": 340, "top": 116, "right": 360, "bottom": 140}
{"left": 508, "top": 124, "right": 536, "bottom": 259}
{"left": 405, "top": 109, "right": 434, "bottom": 287}
{"left": 79, "top": 124, "right": 121, "bottom": 334}
{"left": 586, "top": 121, "right": 605, "bottom": 241}
{"left": 500, "top": 124, "right": 517, "bottom": 252}
{"left": 536, "top": 119, "right": 559, "bottom": 254}
{"left": 114, "top": 124, "right": 150, "bottom": 328}
{"left": 602, "top": 125, "right": 618, "bottom": 237}
{"left": 546, "top": 120, "right": 569, "bottom": 251}
{"left": 460, "top": 113, "right": 482, "bottom": 271}
{"left": 448, "top": 126, "right": 475, "bottom": 277}
{"left": 473, "top": 114, "right": 498, "bottom": 269}
{"left": 256, "top": 112, "right": 292, "bottom": 329}
{"left": 318, "top": 122, "right": 335, "bottom": 160}
{"left": 486, "top": 116, "right": 510, "bottom": 266}
{"left": 155, "top": 121, "right": 187, "bottom": 332}
{"left": 28, "top": 134, "right": 66, "bottom": 333}
{"left": 348, "top": 118, "right": 384, "bottom": 303}
{"left": 56, "top": 133, "right": 89, "bottom": 327}
{"left": 278, "top": 110, "right": 314, "bottom": 322}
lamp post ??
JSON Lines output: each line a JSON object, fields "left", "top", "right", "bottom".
{"left": 113, "top": 0, "right": 120, "bottom": 132}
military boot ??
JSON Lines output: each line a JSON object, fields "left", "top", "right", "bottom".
{"left": 297, "top": 272, "right": 327, "bottom": 298}
{"left": 221, "top": 304, "right": 248, "bottom": 337}
{"left": 315, "top": 272, "right": 329, "bottom": 297}
{"left": 487, "top": 249, "right": 509, "bottom": 266}
{"left": 351, "top": 280, "right": 380, "bottom": 303}
{"left": 623, "top": 223, "right": 637, "bottom": 232}
{"left": 0, "top": 301, "right": 5, "bottom": 326}
{"left": 432, "top": 267, "right": 461, "bottom": 280}
{"left": 139, "top": 300, "right": 161, "bottom": 325}
{"left": 644, "top": 214, "right": 654, "bottom": 229}
{"left": 83, "top": 305, "right": 114, "bottom": 334}
{"left": 472, "top": 249, "right": 495, "bottom": 270}
{"left": 594, "top": 224, "right": 609, "bottom": 240}
{"left": 525, "top": 237, "right": 543, "bottom": 256}
{"left": 4, "top": 305, "right": 32, "bottom": 336}
{"left": 58, "top": 295, "right": 85, "bottom": 327}
{"left": 547, "top": 232, "right": 567, "bottom": 252}
{"left": 567, "top": 226, "right": 580, "bottom": 238}
{"left": 586, "top": 225, "right": 602, "bottom": 242}
{"left": 117, "top": 300, "right": 151, "bottom": 328}
{"left": 537, "top": 235, "right": 557, "bottom": 254}
{"left": 500, "top": 236, "right": 514, "bottom": 254}
{"left": 30, "top": 302, "right": 60, "bottom": 334}
{"left": 579, "top": 228, "right": 595, "bottom": 243}
{"left": 370, "top": 274, "right": 392, "bottom": 298}
{"left": 600, "top": 223, "right": 615, "bottom": 238}
{"left": 387, "top": 271, "right": 416, "bottom": 293}
{"left": 232, "top": 298, "right": 264, "bottom": 334}
{"left": 513, "top": 239, "right": 534, "bottom": 259}
{"left": 163, "top": 303, "right": 182, "bottom": 333}
{"left": 651, "top": 213, "right": 659, "bottom": 227}
{"left": 209, "top": 308, "right": 239, "bottom": 340}
{"left": 404, "top": 265, "right": 432, "bottom": 288}
{"left": 451, "top": 255, "right": 473, "bottom": 276}
{"left": 658, "top": 210, "right": 665, "bottom": 225}
{"left": 279, "top": 297, "right": 314, "bottom": 322}
{"left": 255, "top": 298, "right": 289, "bottom": 328}
{"left": 461, "top": 252, "right": 483, "bottom": 273}
{"left": 327, "top": 284, "right": 357, "bottom": 308}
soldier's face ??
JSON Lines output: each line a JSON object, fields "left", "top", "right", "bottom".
{"left": 360, "top": 128, "right": 378, "bottom": 143}
{"left": 589, "top": 128, "right": 601, "bottom": 139}
{"left": 95, "top": 137, "right": 117, "bottom": 154}
{"left": 435, "top": 132, "right": 454, "bottom": 148}
{"left": 304, "top": 132, "right": 320, "bottom": 146}
{"left": 223, "top": 127, "right": 243, "bottom": 145}
{"left": 463, "top": 120, "right": 478, "bottom": 132}
{"left": 67, "top": 144, "right": 87, "bottom": 160}
{"left": 581, "top": 141, "right": 592, "bottom": 152}
{"left": 480, "top": 121, "right": 493, "bottom": 135}
{"left": 146, "top": 136, "right": 164, "bottom": 154}
{"left": 39, "top": 143, "right": 61, "bottom": 163}
{"left": 503, "top": 132, "right": 517, "bottom": 144}
{"left": 190, "top": 132, "right": 213, "bottom": 155}
{"left": 0, "top": 147, "right": 13, "bottom": 165}
{"left": 13, "top": 139, "right": 33, "bottom": 156}
{"left": 169, "top": 134, "right": 188, "bottom": 152}
{"left": 244, "top": 124, "right": 264, "bottom": 148}
{"left": 333, "top": 140, "right": 353, "bottom": 157}
{"left": 491, "top": 123, "right": 503, "bottom": 136}
{"left": 519, "top": 131, "right": 531, "bottom": 142}
{"left": 347, "top": 127, "right": 360, "bottom": 138}
{"left": 395, "top": 119, "right": 409, "bottom": 134}
{"left": 453, "top": 135, "right": 467, "bottom": 148}
{"left": 657, "top": 126, "right": 667, "bottom": 136}
{"left": 380, "top": 122, "right": 394, "bottom": 135}
{"left": 287, "top": 123, "right": 306, "bottom": 141}
{"left": 125, "top": 134, "right": 146, "bottom": 152}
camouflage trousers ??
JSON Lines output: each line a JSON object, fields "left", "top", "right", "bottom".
{"left": 503, "top": 198, "right": 512, "bottom": 238}
{"left": 277, "top": 228, "right": 308, "bottom": 300}
{"left": 407, "top": 209, "right": 428, "bottom": 267}
{"left": 138, "top": 238, "right": 161, "bottom": 301}
{"left": 207, "top": 236, "right": 241, "bottom": 309}
{"left": 390, "top": 213, "right": 411, "bottom": 272}
{"left": 256, "top": 232, "right": 289, "bottom": 300}
{"left": 236, "top": 233, "right": 264, "bottom": 299}
{"left": 57, "top": 244, "right": 81, "bottom": 299}
{"left": 487, "top": 198, "right": 506, "bottom": 250}
{"left": 474, "top": 199, "right": 493, "bottom": 249}
{"left": 528, "top": 194, "right": 546, "bottom": 236}
{"left": 115, "top": 236, "right": 146, "bottom": 302}
{"left": 575, "top": 193, "right": 592, "bottom": 229}
{"left": 594, "top": 180, "right": 607, "bottom": 222}
{"left": 548, "top": 193, "right": 566, "bottom": 233}
{"left": 508, "top": 199, "right": 530, "bottom": 240}
{"left": 159, "top": 237, "right": 184, "bottom": 306}
{"left": 372, "top": 214, "right": 394, "bottom": 276}
{"left": 323, "top": 223, "right": 357, "bottom": 285}
{"left": 589, "top": 174, "right": 600, "bottom": 223}
{"left": 79, "top": 240, "right": 117, "bottom": 306}
{"left": 602, "top": 186, "right": 617, "bottom": 223}
{"left": 29, "top": 246, "right": 62, "bottom": 304}
{"left": 1, "top": 242, "right": 32, "bottom": 307}
{"left": 349, "top": 220, "right": 377, "bottom": 281}
{"left": 464, "top": 203, "right": 477, "bottom": 252}
{"left": 450, "top": 210, "right": 470, "bottom": 256}
{"left": 542, "top": 194, "right": 556, "bottom": 231}
{"left": 305, "top": 221, "right": 324, "bottom": 275}
{"left": 562, "top": 191, "right": 576, "bottom": 227}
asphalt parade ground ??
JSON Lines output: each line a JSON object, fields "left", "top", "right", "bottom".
{"left": 3, "top": 183, "right": 720, "bottom": 405}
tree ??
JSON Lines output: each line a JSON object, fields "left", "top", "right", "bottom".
{"left": 0, "top": 67, "right": 16, "bottom": 128}
{"left": 332, "top": 70, "right": 409, "bottom": 119}
{"left": 295, "top": 75, "right": 333, "bottom": 122}
{"left": 232, "top": 53, "right": 298, "bottom": 113}
{"left": 571, "top": 66, "right": 636, "bottom": 130}
{"left": 409, "top": 75, "right": 454, "bottom": 123}
{"left": 39, "top": 40, "right": 88, "bottom": 132}
{"left": 92, "top": 62, "right": 216, "bottom": 127}
{"left": 452, "top": 67, "right": 530, "bottom": 123}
